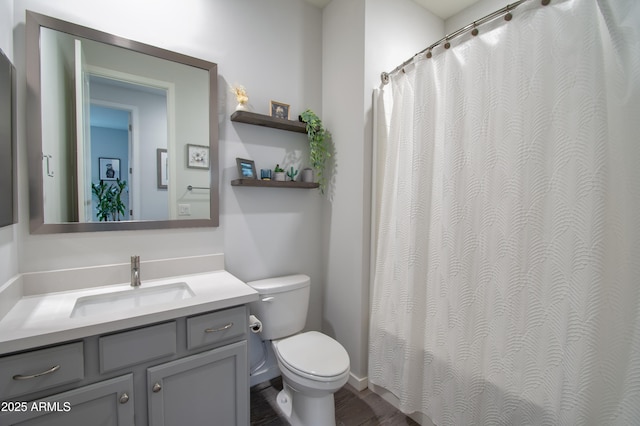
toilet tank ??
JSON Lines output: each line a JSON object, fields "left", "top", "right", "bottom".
{"left": 246, "top": 274, "right": 310, "bottom": 340}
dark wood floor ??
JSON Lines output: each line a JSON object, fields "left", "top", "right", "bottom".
{"left": 250, "top": 377, "right": 419, "bottom": 426}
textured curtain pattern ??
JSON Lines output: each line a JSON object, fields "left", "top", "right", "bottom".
{"left": 369, "top": 0, "right": 640, "bottom": 424}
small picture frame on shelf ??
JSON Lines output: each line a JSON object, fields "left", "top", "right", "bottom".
{"left": 270, "top": 101, "right": 290, "bottom": 120}
{"left": 187, "top": 144, "right": 210, "bottom": 169}
{"left": 236, "top": 158, "right": 257, "bottom": 179}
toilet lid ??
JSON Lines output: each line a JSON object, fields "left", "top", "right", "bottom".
{"left": 275, "top": 331, "right": 350, "bottom": 378}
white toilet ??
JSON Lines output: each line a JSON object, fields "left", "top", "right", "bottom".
{"left": 247, "top": 274, "right": 350, "bottom": 426}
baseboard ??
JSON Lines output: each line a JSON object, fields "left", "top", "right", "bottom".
{"left": 347, "top": 372, "right": 368, "bottom": 391}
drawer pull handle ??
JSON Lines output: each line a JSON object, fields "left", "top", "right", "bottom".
{"left": 152, "top": 383, "right": 162, "bottom": 393}
{"left": 204, "top": 322, "right": 234, "bottom": 333}
{"left": 262, "top": 297, "right": 275, "bottom": 302}
{"left": 119, "top": 392, "right": 130, "bottom": 404}
{"left": 12, "top": 365, "right": 61, "bottom": 380}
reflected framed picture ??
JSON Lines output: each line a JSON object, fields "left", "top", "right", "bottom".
{"left": 157, "top": 148, "right": 168, "bottom": 189}
{"left": 99, "top": 157, "right": 120, "bottom": 181}
{"left": 270, "top": 100, "right": 290, "bottom": 120}
{"left": 236, "top": 158, "right": 257, "bottom": 179}
{"left": 187, "top": 144, "right": 209, "bottom": 169}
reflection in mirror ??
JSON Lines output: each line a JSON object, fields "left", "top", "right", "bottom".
{"left": 26, "top": 11, "right": 219, "bottom": 233}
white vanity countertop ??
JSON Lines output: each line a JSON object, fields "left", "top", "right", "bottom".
{"left": 0, "top": 270, "right": 259, "bottom": 355}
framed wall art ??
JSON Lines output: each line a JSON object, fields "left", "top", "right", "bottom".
{"left": 236, "top": 157, "right": 257, "bottom": 179}
{"left": 270, "top": 100, "right": 290, "bottom": 120}
{"left": 187, "top": 144, "right": 209, "bottom": 169}
{"left": 99, "top": 157, "right": 120, "bottom": 181}
{"left": 157, "top": 148, "right": 168, "bottom": 189}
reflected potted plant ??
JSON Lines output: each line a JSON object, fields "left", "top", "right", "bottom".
{"left": 92, "top": 179, "right": 127, "bottom": 221}
{"left": 299, "top": 109, "right": 331, "bottom": 193}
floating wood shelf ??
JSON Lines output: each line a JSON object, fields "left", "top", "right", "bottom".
{"left": 231, "top": 179, "right": 319, "bottom": 189}
{"left": 230, "top": 111, "right": 307, "bottom": 134}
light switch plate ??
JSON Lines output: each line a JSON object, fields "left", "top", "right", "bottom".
{"left": 178, "top": 204, "right": 191, "bottom": 216}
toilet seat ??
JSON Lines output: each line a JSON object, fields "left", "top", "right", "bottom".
{"left": 274, "top": 331, "right": 349, "bottom": 382}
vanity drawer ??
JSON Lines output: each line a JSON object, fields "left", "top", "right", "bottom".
{"left": 0, "top": 342, "right": 84, "bottom": 399}
{"left": 187, "top": 306, "right": 247, "bottom": 350}
{"left": 99, "top": 321, "right": 177, "bottom": 373}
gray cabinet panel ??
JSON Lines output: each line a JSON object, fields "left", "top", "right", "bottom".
{"left": 147, "top": 341, "right": 248, "bottom": 426}
{"left": 187, "top": 306, "right": 247, "bottom": 350}
{"left": 0, "top": 342, "right": 84, "bottom": 398}
{"left": 100, "top": 321, "right": 177, "bottom": 373}
{"left": 0, "top": 374, "right": 134, "bottom": 426}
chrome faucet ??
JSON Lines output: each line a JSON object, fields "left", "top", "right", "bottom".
{"left": 131, "top": 255, "right": 141, "bottom": 287}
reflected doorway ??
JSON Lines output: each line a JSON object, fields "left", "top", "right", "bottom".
{"left": 82, "top": 74, "right": 170, "bottom": 222}
{"left": 89, "top": 103, "right": 132, "bottom": 221}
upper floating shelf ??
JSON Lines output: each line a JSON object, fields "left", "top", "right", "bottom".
{"left": 230, "top": 111, "right": 307, "bottom": 134}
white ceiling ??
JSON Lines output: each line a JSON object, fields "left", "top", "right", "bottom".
{"left": 303, "top": 0, "right": 482, "bottom": 20}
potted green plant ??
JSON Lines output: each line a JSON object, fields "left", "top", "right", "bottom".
{"left": 299, "top": 109, "right": 331, "bottom": 193}
{"left": 273, "top": 164, "right": 286, "bottom": 181}
{"left": 92, "top": 179, "right": 127, "bottom": 221}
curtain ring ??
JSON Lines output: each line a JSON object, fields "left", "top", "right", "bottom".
{"left": 541, "top": 0, "right": 550, "bottom": 5}
{"left": 504, "top": 6, "right": 513, "bottom": 21}
{"left": 471, "top": 23, "right": 479, "bottom": 37}
{"left": 426, "top": 49, "right": 432, "bottom": 59}
{"left": 444, "top": 38, "right": 451, "bottom": 49}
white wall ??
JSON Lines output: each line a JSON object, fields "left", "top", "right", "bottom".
{"left": 322, "top": 0, "right": 443, "bottom": 386}
{"left": 445, "top": 0, "right": 506, "bottom": 33}
{"left": 0, "top": 0, "right": 11, "bottom": 58}
{"left": 366, "top": 0, "right": 444, "bottom": 85}
{"left": 12, "top": 0, "right": 325, "bottom": 330}
{"left": 0, "top": 0, "right": 18, "bottom": 286}
{"left": 322, "top": 0, "right": 368, "bottom": 384}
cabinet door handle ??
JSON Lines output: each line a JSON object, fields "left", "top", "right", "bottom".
{"left": 12, "top": 365, "right": 61, "bottom": 380}
{"left": 261, "top": 297, "right": 275, "bottom": 302}
{"left": 152, "top": 383, "right": 162, "bottom": 393}
{"left": 204, "top": 322, "right": 233, "bottom": 333}
{"left": 119, "top": 392, "right": 130, "bottom": 404}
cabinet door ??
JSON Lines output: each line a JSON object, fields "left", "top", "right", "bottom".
{"left": 0, "top": 374, "right": 134, "bottom": 426}
{"left": 147, "top": 341, "right": 248, "bottom": 426}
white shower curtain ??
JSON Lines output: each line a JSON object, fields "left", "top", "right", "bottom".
{"left": 370, "top": 0, "right": 640, "bottom": 424}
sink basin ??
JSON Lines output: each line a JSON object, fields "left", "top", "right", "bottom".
{"left": 70, "top": 282, "right": 195, "bottom": 318}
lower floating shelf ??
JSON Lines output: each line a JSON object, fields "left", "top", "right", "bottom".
{"left": 231, "top": 179, "right": 319, "bottom": 189}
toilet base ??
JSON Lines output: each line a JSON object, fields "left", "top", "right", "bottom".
{"left": 249, "top": 334, "right": 280, "bottom": 387}
{"left": 277, "top": 380, "right": 336, "bottom": 426}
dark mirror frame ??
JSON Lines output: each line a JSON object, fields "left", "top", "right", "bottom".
{"left": 26, "top": 11, "right": 219, "bottom": 234}
{"left": 0, "top": 48, "right": 17, "bottom": 228}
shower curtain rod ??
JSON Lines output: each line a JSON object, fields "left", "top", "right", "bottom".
{"left": 381, "top": 0, "right": 546, "bottom": 84}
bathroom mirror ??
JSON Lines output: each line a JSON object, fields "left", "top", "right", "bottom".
{"left": 26, "top": 11, "right": 219, "bottom": 233}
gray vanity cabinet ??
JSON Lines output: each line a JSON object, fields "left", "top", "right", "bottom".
{"left": 147, "top": 341, "right": 248, "bottom": 426}
{"left": 0, "top": 374, "right": 134, "bottom": 426}
{"left": 0, "top": 305, "right": 249, "bottom": 426}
